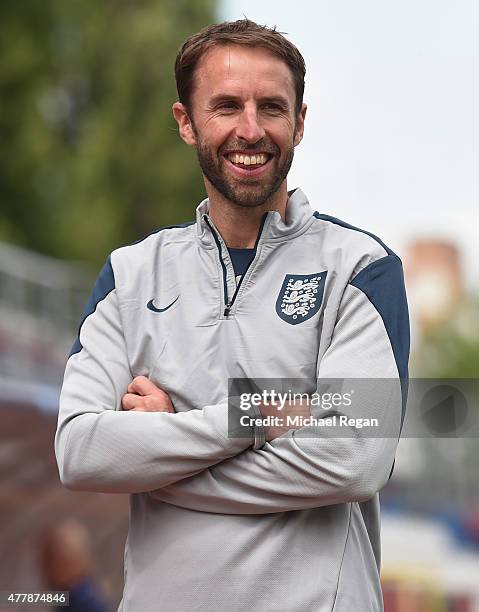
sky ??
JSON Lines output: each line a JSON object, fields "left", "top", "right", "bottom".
{"left": 219, "top": 0, "right": 479, "bottom": 290}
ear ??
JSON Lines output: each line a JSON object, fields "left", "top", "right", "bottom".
{"left": 172, "top": 102, "right": 197, "bottom": 146}
{"left": 293, "top": 103, "right": 307, "bottom": 147}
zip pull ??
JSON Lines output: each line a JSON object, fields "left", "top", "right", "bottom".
{"left": 224, "top": 302, "right": 231, "bottom": 317}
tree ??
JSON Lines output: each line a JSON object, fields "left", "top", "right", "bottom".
{"left": 0, "top": 0, "right": 215, "bottom": 267}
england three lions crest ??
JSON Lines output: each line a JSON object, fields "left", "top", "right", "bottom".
{"left": 276, "top": 272, "right": 328, "bottom": 325}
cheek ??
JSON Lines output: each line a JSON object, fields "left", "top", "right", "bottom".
{"left": 201, "top": 133, "right": 228, "bottom": 155}
{"left": 202, "top": 117, "right": 235, "bottom": 141}
{"left": 265, "top": 122, "right": 296, "bottom": 148}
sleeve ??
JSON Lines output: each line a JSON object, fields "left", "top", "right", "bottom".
{"left": 147, "top": 254, "right": 410, "bottom": 514}
{"left": 54, "top": 257, "right": 260, "bottom": 494}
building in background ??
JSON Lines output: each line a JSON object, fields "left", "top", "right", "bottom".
{"left": 404, "top": 239, "right": 464, "bottom": 333}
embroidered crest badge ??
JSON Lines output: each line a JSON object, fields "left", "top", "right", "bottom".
{"left": 275, "top": 272, "right": 328, "bottom": 325}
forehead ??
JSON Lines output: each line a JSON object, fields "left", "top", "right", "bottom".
{"left": 193, "top": 44, "right": 295, "bottom": 102}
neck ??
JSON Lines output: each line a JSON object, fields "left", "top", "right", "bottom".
{"left": 205, "top": 180, "right": 289, "bottom": 248}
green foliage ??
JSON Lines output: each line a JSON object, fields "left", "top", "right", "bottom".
{"left": 0, "top": 0, "right": 215, "bottom": 267}
{"left": 412, "top": 297, "right": 479, "bottom": 378}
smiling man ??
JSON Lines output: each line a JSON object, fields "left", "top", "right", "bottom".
{"left": 55, "top": 19, "right": 410, "bottom": 612}
{"left": 173, "top": 43, "right": 303, "bottom": 218}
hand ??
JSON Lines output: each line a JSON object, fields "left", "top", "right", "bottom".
{"left": 259, "top": 399, "right": 311, "bottom": 442}
{"left": 121, "top": 376, "right": 175, "bottom": 413}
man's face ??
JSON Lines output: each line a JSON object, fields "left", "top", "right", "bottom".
{"left": 174, "top": 45, "right": 306, "bottom": 208}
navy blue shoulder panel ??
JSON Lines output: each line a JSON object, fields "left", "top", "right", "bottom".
{"left": 69, "top": 220, "right": 195, "bottom": 358}
{"left": 69, "top": 256, "right": 115, "bottom": 357}
{"left": 350, "top": 255, "right": 409, "bottom": 380}
{"left": 350, "top": 255, "right": 410, "bottom": 424}
{"left": 313, "top": 212, "right": 396, "bottom": 257}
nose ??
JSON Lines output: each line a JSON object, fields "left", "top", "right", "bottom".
{"left": 235, "top": 107, "right": 266, "bottom": 143}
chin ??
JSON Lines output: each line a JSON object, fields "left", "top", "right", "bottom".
{"left": 227, "top": 186, "right": 277, "bottom": 208}
{"left": 232, "top": 198, "right": 270, "bottom": 208}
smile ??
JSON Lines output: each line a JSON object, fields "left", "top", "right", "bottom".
{"left": 223, "top": 152, "right": 273, "bottom": 177}
{"left": 227, "top": 153, "right": 270, "bottom": 166}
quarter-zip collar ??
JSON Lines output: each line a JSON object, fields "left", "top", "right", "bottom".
{"left": 203, "top": 212, "right": 267, "bottom": 317}
{"left": 195, "top": 187, "right": 315, "bottom": 248}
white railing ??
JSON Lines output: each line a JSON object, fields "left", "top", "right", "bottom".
{"left": 0, "top": 241, "right": 92, "bottom": 410}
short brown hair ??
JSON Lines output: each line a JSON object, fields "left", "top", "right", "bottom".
{"left": 175, "top": 19, "right": 306, "bottom": 117}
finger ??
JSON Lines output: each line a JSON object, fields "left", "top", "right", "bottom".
{"left": 127, "top": 378, "right": 154, "bottom": 394}
{"left": 129, "top": 376, "right": 162, "bottom": 396}
{"left": 122, "top": 393, "right": 146, "bottom": 411}
{"left": 130, "top": 406, "right": 171, "bottom": 413}
{"left": 152, "top": 394, "right": 175, "bottom": 412}
{"left": 143, "top": 395, "right": 175, "bottom": 413}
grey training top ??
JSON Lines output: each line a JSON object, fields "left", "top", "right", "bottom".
{"left": 55, "top": 188, "right": 410, "bottom": 612}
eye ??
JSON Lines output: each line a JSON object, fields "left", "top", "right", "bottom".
{"left": 262, "top": 103, "right": 284, "bottom": 113}
{"left": 217, "top": 102, "right": 238, "bottom": 111}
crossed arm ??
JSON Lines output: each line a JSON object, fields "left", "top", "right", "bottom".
{"left": 55, "top": 256, "right": 409, "bottom": 512}
{"left": 55, "top": 286, "right": 305, "bottom": 494}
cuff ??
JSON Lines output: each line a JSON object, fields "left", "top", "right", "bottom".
{"left": 227, "top": 396, "right": 265, "bottom": 449}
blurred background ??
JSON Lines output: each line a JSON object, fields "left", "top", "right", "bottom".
{"left": 1, "top": 0, "right": 478, "bottom": 610}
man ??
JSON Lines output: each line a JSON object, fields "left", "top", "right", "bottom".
{"left": 40, "top": 520, "right": 110, "bottom": 612}
{"left": 55, "top": 19, "right": 409, "bottom": 612}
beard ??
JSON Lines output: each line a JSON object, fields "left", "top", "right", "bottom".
{"left": 192, "top": 128, "right": 295, "bottom": 208}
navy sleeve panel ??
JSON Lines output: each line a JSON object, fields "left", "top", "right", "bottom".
{"left": 68, "top": 222, "right": 195, "bottom": 358}
{"left": 69, "top": 256, "right": 115, "bottom": 357}
{"left": 313, "top": 212, "right": 396, "bottom": 257}
{"left": 129, "top": 219, "right": 195, "bottom": 246}
{"left": 350, "top": 254, "right": 410, "bottom": 424}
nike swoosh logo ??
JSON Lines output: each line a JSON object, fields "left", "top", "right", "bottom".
{"left": 146, "top": 296, "right": 179, "bottom": 313}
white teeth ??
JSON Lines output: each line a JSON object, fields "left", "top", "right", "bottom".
{"left": 228, "top": 153, "right": 268, "bottom": 166}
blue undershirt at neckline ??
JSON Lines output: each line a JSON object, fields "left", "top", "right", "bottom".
{"left": 227, "top": 247, "right": 256, "bottom": 278}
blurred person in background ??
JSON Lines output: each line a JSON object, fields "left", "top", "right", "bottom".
{"left": 55, "top": 19, "right": 409, "bottom": 612}
{"left": 40, "top": 519, "right": 109, "bottom": 612}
